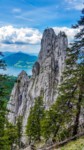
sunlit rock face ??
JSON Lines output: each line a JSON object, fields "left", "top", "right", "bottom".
{"left": 7, "top": 28, "right": 68, "bottom": 143}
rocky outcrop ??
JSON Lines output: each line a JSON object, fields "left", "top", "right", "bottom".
{"left": 7, "top": 28, "right": 68, "bottom": 144}
{"left": 7, "top": 71, "right": 29, "bottom": 124}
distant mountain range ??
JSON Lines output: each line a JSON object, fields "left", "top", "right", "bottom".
{"left": 0, "top": 52, "right": 14, "bottom": 58}
{"left": 3, "top": 51, "right": 15, "bottom": 57}
{"left": 2, "top": 51, "right": 38, "bottom": 69}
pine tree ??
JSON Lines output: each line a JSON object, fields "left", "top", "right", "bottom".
{"left": 26, "top": 96, "right": 44, "bottom": 143}
{"left": 41, "top": 106, "right": 60, "bottom": 141}
{"left": 41, "top": 8, "right": 84, "bottom": 141}
{"left": 0, "top": 52, "right": 7, "bottom": 149}
{"left": 16, "top": 116, "right": 23, "bottom": 148}
{"left": 71, "top": 8, "right": 84, "bottom": 136}
{"left": 0, "top": 53, "right": 17, "bottom": 150}
{"left": 4, "top": 122, "right": 18, "bottom": 150}
{"left": 57, "top": 8, "right": 84, "bottom": 136}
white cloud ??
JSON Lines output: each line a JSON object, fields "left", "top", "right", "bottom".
{"left": 0, "top": 43, "right": 40, "bottom": 54}
{"left": 65, "top": 0, "right": 83, "bottom": 10}
{"left": 0, "top": 25, "right": 80, "bottom": 53}
{"left": 53, "top": 26, "right": 80, "bottom": 42}
{"left": 0, "top": 25, "right": 42, "bottom": 45}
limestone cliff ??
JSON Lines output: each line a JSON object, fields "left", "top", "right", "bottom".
{"left": 7, "top": 28, "right": 68, "bottom": 143}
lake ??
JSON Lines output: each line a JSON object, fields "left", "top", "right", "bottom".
{"left": 0, "top": 66, "right": 32, "bottom": 77}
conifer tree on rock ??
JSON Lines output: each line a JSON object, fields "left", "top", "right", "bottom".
{"left": 26, "top": 96, "right": 44, "bottom": 143}
{"left": 57, "top": 8, "right": 84, "bottom": 136}
{"left": 41, "top": 8, "right": 84, "bottom": 141}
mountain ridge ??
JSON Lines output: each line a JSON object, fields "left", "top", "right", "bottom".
{"left": 2, "top": 52, "right": 38, "bottom": 68}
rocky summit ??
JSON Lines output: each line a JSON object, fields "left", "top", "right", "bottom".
{"left": 7, "top": 28, "right": 68, "bottom": 143}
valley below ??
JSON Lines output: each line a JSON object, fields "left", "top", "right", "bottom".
{"left": 0, "top": 51, "right": 38, "bottom": 76}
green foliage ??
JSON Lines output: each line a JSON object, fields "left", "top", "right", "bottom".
{"left": 16, "top": 116, "right": 23, "bottom": 148}
{"left": 41, "top": 101, "right": 72, "bottom": 142}
{"left": 58, "top": 8, "right": 84, "bottom": 136}
{"left": 0, "top": 52, "right": 8, "bottom": 149}
{"left": 0, "top": 75, "right": 16, "bottom": 149}
{"left": 41, "top": 111, "right": 52, "bottom": 141}
{"left": 0, "top": 75, "right": 16, "bottom": 103}
{"left": 26, "top": 96, "right": 44, "bottom": 142}
{"left": 0, "top": 111, "right": 7, "bottom": 150}
{"left": 0, "top": 115, "right": 23, "bottom": 150}
{"left": 41, "top": 105, "right": 60, "bottom": 141}
{"left": 0, "top": 52, "right": 17, "bottom": 149}
{"left": 61, "top": 136, "right": 84, "bottom": 150}
{"left": 4, "top": 122, "right": 18, "bottom": 150}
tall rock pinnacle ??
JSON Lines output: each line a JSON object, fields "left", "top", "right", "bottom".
{"left": 7, "top": 28, "right": 68, "bottom": 144}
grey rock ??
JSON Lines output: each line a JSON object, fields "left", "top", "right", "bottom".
{"left": 7, "top": 28, "right": 68, "bottom": 144}
{"left": 7, "top": 70, "right": 29, "bottom": 124}
{"left": 32, "top": 61, "right": 40, "bottom": 77}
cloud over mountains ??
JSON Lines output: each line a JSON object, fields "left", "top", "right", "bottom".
{"left": 0, "top": 25, "right": 42, "bottom": 45}
{"left": 0, "top": 25, "right": 80, "bottom": 53}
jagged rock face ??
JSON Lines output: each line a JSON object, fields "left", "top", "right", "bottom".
{"left": 7, "top": 28, "right": 68, "bottom": 143}
{"left": 34, "top": 28, "right": 68, "bottom": 107}
{"left": 7, "top": 71, "right": 29, "bottom": 124}
{"left": 32, "top": 61, "right": 40, "bottom": 77}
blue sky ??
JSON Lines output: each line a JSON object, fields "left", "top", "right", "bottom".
{"left": 0, "top": 0, "right": 83, "bottom": 53}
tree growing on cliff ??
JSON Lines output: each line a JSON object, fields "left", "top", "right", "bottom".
{"left": 71, "top": 8, "right": 84, "bottom": 135}
{"left": 26, "top": 96, "right": 44, "bottom": 143}
{"left": 55, "top": 8, "right": 84, "bottom": 136}
{"left": 4, "top": 122, "right": 18, "bottom": 150}
{"left": 41, "top": 100, "right": 65, "bottom": 142}
{"left": 0, "top": 53, "right": 17, "bottom": 150}
{"left": 16, "top": 115, "right": 23, "bottom": 148}
{"left": 41, "top": 8, "right": 84, "bottom": 142}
